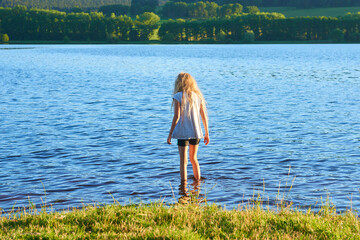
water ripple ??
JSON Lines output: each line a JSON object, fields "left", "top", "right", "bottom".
{"left": 0, "top": 44, "right": 360, "bottom": 212}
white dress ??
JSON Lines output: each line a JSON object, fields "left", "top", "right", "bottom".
{"left": 171, "top": 92, "right": 204, "bottom": 139}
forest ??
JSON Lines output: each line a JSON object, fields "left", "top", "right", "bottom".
{"left": 1, "top": 0, "right": 360, "bottom": 11}
{"left": 158, "top": 13, "right": 360, "bottom": 42}
{"left": 173, "top": 0, "right": 360, "bottom": 8}
{"left": 0, "top": 0, "right": 131, "bottom": 11}
{"left": 0, "top": 5, "right": 359, "bottom": 43}
{"left": 161, "top": 2, "right": 250, "bottom": 19}
{"left": 0, "top": 6, "right": 161, "bottom": 41}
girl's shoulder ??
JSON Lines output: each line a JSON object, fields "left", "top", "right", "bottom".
{"left": 173, "top": 92, "right": 183, "bottom": 102}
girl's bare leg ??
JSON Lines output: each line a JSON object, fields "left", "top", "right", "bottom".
{"left": 178, "top": 146, "right": 188, "bottom": 181}
{"left": 189, "top": 144, "right": 201, "bottom": 180}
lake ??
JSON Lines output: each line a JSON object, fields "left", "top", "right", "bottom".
{"left": 1, "top": 44, "right": 360, "bottom": 212}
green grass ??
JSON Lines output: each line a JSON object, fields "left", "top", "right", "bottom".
{"left": 1, "top": 197, "right": 359, "bottom": 239}
{"left": 260, "top": 6, "right": 360, "bottom": 17}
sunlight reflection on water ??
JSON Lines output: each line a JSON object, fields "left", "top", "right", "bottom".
{"left": 0, "top": 44, "right": 360, "bottom": 212}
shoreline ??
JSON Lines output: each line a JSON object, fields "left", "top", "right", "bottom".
{"left": 2, "top": 40, "right": 360, "bottom": 45}
{"left": 1, "top": 199, "right": 359, "bottom": 239}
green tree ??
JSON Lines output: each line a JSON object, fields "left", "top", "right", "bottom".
{"left": 99, "top": 5, "right": 130, "bottom": 17}
{"left": 243, "top": 30, "right": 254, "bottom": 43}
{"left": 130, "top": 0, "right": 158, "bottom": 16}
{"left": 162, "top": 32, "right": 176, "bottom": 41}
{"left": 216, "top": 29, "right": 227, "bottom": 41}
{"left": 349, "top": 32, "right": 360, "bottom": 42}
{"left": 245, "top": 6, "right": 259, "bottom": 14}
{"left": 161, "top": 2, "right": 188, "bottom": 19}
{"left": 106, "top": 14, "right": 133, "bottom": 41}
{"left": 63, "top": 35, "right": 70, "bottom": 43}
{"left": 70, "top": 6, "right": 83, "bottom": 13}
{"left": 65, "top": 12, "right": 92, "bottom": 41}
{"left": 133, "top": 12, "right": 160, "bottom": 40}
{"left": 232, "top": 3, "right": 243, "bottom": 15}
{"left": 218, "top": 4, "right": 234, "bottom": 17}
{"left": 1, "top": 33, "right": 9, "bottom": 42}
{"left": 205, "top": 2, "right": 219, "bottom": 18}
{"left": 136, "top": 11, "right": 160, "bottom": 25}
{"left": 330, "top": 28, "right": 344, "bottom": 42}
{"left": 158, "top": 19, "right": 175, "bottom": 41}
{"left": 88, "top": 12, "right": 107, "bottom": 41}
{"left": 188, "top": 2, "right": 207, "bottom": 18}
{"left": 107, "top": 33, "right": 119, "bottom": 43}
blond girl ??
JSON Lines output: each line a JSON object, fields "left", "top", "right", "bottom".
{"left": 167, "top": 73, "right": 209, "bottom": 181}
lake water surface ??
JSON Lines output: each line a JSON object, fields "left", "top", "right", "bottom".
{"left": 1, "top": 44, "right": 360, "bottom": 212}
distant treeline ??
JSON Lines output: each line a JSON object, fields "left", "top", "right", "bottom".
{"left": 171, "top": 0, "right": 360, "bottom": 8}
{"left": 1, "top": 6, "right": 359, "bottom": 43}
{"left": 0, "top": 0, "right": 131, "bottom": 11}
{"left": 2, "top": 0, "right": 360, "bottom": 11}
{"left": 0, "top": 6, "right": 160, "bottom": 41}
{"left": 99, "top": 1, "right": 257, "bottom": 18}
{"left": 159, "top": 13, "right": 360, "bottom": 42}
{"left": 161, "top": 1, "right": 260, "bottom": 19}
{"left": 95, "top": 0, "right": 159, "bottom": 16}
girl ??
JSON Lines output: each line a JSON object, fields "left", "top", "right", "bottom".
{"left": 167, "top": 73, "right": 209, "bottom": 181}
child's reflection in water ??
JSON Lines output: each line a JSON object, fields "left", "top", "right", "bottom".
{"left": 178, "top": 179, "right": 205, "bottom": 204}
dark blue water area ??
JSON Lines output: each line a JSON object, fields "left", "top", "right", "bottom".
{"left": 0, "top": 44, "right": 360, "bottom": 213}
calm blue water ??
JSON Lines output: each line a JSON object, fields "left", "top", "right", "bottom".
{"left": 1, "top": 44, "right": 360, "bottom": 212}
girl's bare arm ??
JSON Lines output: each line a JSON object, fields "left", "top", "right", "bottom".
{"left": 200, "top": 103, "right": 210, "bottom": 145}
{"left": 167, "top": 100, "right": 180, "bottom": 144}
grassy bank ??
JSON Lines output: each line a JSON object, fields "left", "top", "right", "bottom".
{"left": 260, "top": 6, "right": 360, "bottom": 17}
{"left": 1, "top": 199, "right": 359, "bottom": 239}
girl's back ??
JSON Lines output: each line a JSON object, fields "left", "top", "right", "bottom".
{"left": 172, "top": 91, "right": 203, "bottom": 140}
{"left": 167, "top": 72, "right": 209, "bottom": 181}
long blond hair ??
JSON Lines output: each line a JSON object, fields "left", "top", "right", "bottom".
{"left": 172, "top": 72, "right": 207, "bottom": 116}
